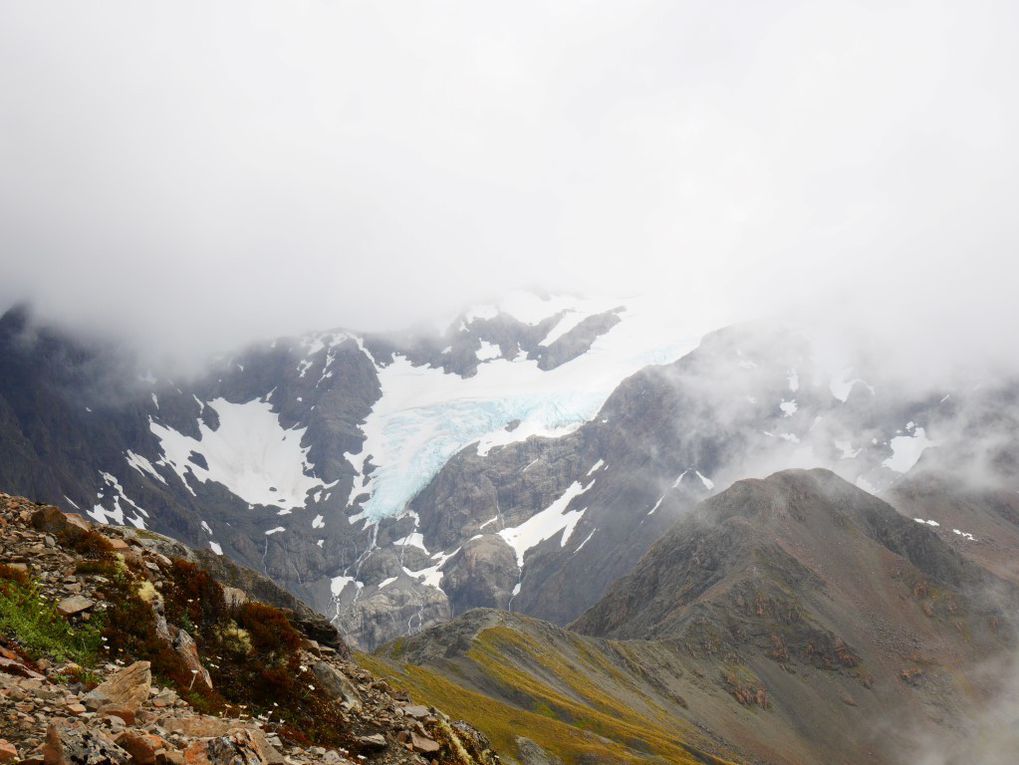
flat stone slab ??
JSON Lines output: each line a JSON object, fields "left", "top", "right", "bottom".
{"left": 56, "top": 596, "right": 95, "bottom": 617}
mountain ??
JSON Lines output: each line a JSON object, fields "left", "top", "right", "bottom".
{"left": 369, "top": 470, "right": 1018, "bottom": 765}
{"left": 398, "top": 321, "right": 960, "bottom": 634}
{"left": 4, "top": 297, "right": 1016, "bottom": 652}
{"left": 0, "top": 491, "right": 499, "bottom": 764}
{"left": 0, "top": 295, "right": 690, "bottom": 649}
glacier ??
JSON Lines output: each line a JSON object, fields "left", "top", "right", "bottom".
{"left": 344, "top": 295, "right": 702, "bottom": 523}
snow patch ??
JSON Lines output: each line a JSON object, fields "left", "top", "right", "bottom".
{"left": 573, "top": 529, "right": 596, "bottom": 553}
{"left": 476, "top": 341, "right": 502, "bottom": 362}
{"left": 209, "top": 541, "right": 223, "bottom": 555}
{"left": 498, "top": 480, "right": 592, "bottom": 568}
{"left": 884, "top": 427, "right": 934, "bottom": 473}
{"left": 125, "top": 450, "right": 167, "bottom": 485}
{"left": 150, "top": 398, "right": 321, "bottom": 509}
{"left": 330, "top": 575, "right": 363, "bottom": 597}
{"left": 89, "top": 472, "right": 147, "bottom": 528}
{"left": 394, "top": 532, "right": 428, "bottom": 552}
{"left": 586, "top": 459, "right": 606, "bottom": 476}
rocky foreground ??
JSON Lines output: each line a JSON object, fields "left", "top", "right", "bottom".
{"left": 0, "top": 492, "right": 499, "bottom": 765}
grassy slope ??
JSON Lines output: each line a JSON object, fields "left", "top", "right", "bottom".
{"left": 362, "top": 623, "right": 736, "bottom": 765}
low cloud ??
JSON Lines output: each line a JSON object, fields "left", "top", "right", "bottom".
{"left": 1, "top": 1, "right": 1017, "bottom": 373}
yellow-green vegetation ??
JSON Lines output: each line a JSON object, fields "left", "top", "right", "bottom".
{"left": 0, "top": 566, "right": 103, "bottom": 666}
{"left": 363, "top": 625, "right": 736, "bottom": 765}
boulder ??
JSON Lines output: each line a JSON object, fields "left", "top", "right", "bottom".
{"left": 57, "top": 596, "right": 96, "bottom": 617}
{"left": 114, "top": 731, "right": 169, "bottom": 765}
{"left": 0, "top": 740, "right": 18, "bottom": 764}
{"left": 172, "top": 629, "right": 213, "bottom": 690}
{"left": 182, "top": 730, "right": 271, "bottom": 765}
{"left": 42, "top": 720, "right": 130, "bottom": 765}
{"left": 409, "top": 732, "right": 441, "bottom": 755}
{"left": 401, "top": 704, "right": 430, "bottom": 720}
{"left": 311, "top": 661, "right": 362, "bottom": 711}
{"left": 31, "top": 506, "right": 92, "bottom": 541}
{"left": 82, "top": 661, "right": 151, "bottom": 719}
{"left": 0, "top": 655, "right": 44, "bottom": 679}
{"left": 356, "top": 734, "right": 387, "bottom": 751}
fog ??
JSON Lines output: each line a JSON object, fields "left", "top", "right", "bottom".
{"left": 1, "top": 1, "right": 1017, "bottom": 368}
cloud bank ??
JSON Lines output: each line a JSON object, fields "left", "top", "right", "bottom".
{"left": 1, "top": 1, "right": 1017, "bottom": 366}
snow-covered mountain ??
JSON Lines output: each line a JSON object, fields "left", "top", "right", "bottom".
{"left": 0, "top": 293, "right": 697, "bottom": 645}
{"left": 2, "top": 299, "right": 1013, "bottom": 649}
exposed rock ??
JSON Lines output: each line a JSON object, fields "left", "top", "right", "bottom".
{"left": 56, "top": 596, "right": 95, "bottom": 617}
{"left": 42, "top": 720, "right": 130, "bottom": 765}
{"left": 113, "top": 730, "right": 168, "bottom": 765}
{"left": 401, "top": 704, "right": 430, "bottom": 720}
{"left": 82, "top": 661, "right": 151, "bottom": 719}
{"left": 171, "top": 630, "right": 213, "bottom": 690}
{"left": 31, "top": 506, "right": 92, "bottom": 542}
{"left": 311, "top": 661, "right": 362, "bottom": 711}
{"left": 355, "top": 734, "right": 386, "bottom": 751}
{"left": 0, "top": 655, "right": 44, "bottom": 679}
{"left": 409, "top": 732, "right": 440, "bottom": 755}
{"left": 0, "top": 740, "right": 18, "bottom": 764}
{"left": 183, "top": 729, "right": 278, "bottom": 765}
{"left": 514, "top": 738, "right": 563, "bottom": 765}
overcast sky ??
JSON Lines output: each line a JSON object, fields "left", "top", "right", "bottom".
{"left": 1, "top": 1, "right": 1017, "bottom": 365}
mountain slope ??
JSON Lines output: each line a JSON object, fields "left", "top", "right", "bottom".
{"left": 0, "top": 490, "right": 499, "bottom": 764}
{"left": 365, "top": 609, "right": 737, "bottom": 765}
{"left": 371, "top": 470, "right": 1018, "bottom": 765}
